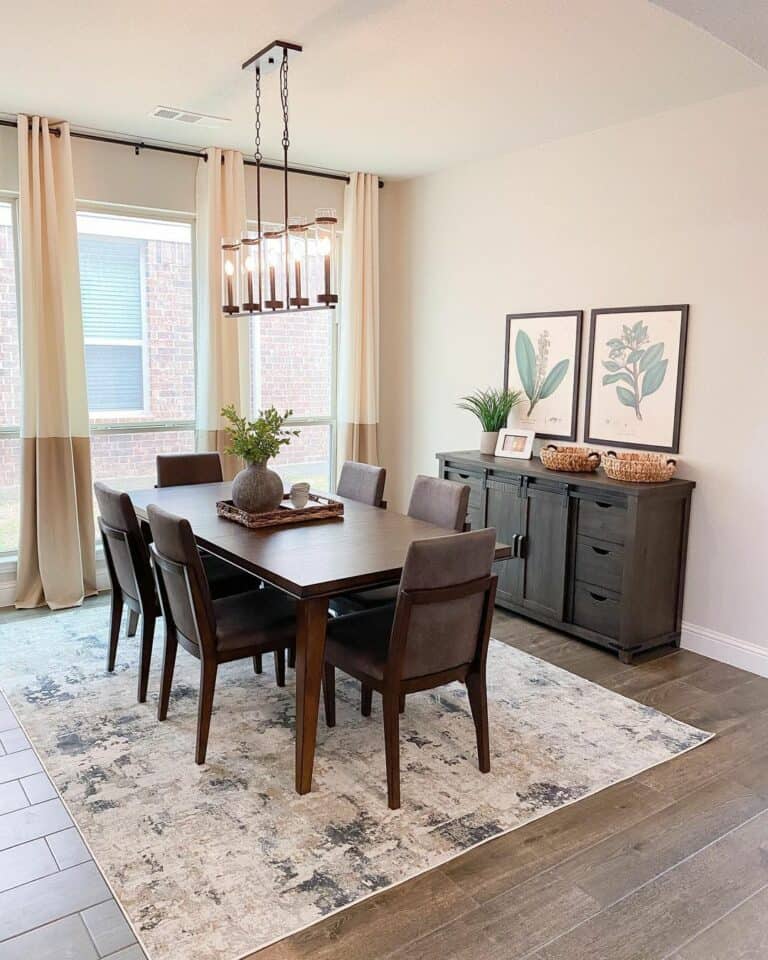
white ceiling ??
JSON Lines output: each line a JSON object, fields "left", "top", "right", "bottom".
{"left": 1, "top": 0, "right": 765, "bottom": 178}
{"left": 652, "top": 1, "right": 768, "bottom": 70}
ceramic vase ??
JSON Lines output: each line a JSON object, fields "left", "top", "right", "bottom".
{"left": 480, "top": 431, "right": 499, "bottom": 455}
{"left": 231, "top": 461, "right": 284, "bottom": 513}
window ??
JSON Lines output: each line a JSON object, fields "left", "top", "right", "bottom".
{"left": 249, "top": 230, "right": 338, "bottom": 491}
{"left": 77, "top": 211, "right": 196, "bottom": 492}
{"left": 0, "top": 201, "right": 21, "bottom": 555}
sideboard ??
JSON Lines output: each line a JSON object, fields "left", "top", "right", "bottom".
{"left": 437, "top": 450, "right": 695, "bottom": 663}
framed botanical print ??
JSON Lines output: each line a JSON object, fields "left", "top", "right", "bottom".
{"left": 584, "top": 305, "right": 689, "bottom": 453}
{"left": 503, "top": 310, "right": 583, "bottom": 442}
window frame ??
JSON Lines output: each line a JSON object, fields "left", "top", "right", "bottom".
{"left": 76, "top": 201, "right": 198, "bottom": 439}
{"left": 0, "top": 194, "right": 22, "bottom": 559}
{"left": 247, "top": 219, "right": 340, "bottom": 491}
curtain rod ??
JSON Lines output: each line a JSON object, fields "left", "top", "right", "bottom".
{"left": 0, "top": 118, "right": 384, "bottom": 188}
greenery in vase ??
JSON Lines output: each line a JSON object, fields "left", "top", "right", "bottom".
{"left": 602, "top": 321, "right": 667, "bottom": 421}
{"left": 457, "top": 387, "right": 523, "bottom": 432}
{"left": 220, "top": 404, "right": 300, "bottom": 464}
{"left": 515, "top": 329, "right": 570, "bottom": 417}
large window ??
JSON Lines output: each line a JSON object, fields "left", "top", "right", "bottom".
{"left": 77, "top": 211, "right": 196, "bottom": 492}
{"left": 0, "top": 201, "right": 21, "bottom": 555}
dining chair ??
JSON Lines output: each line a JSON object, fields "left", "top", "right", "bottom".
{"left": 331, "top": 474, "right": 471, "bottom": 616}
{"left": 322, "top": 527, "right": 498, "bottom": 809}
{"left": 156, "top": 452, "right": 223, "bottom": 488}
{"left": 147, "top": 504, "right": 297, "bottom": 764}
{"left": 336, "top": 460, "right": 387, "bottom": 508}
{"left": 95, "top": 482, "right": 261, "bottom": 703}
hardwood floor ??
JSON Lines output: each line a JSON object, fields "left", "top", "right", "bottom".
{"left": 251, "top": 609, "right": 768, "bottom": 960}
{"left": 1, "top": 600, "right": 767, "bottom": 959}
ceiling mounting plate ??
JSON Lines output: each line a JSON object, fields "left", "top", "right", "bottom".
{"left": 242, "top": 41, "right": 303, "bottom": 76}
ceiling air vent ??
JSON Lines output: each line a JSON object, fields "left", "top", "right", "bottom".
{"left": 150, "top": 106, "right": 231, "bottom": 128}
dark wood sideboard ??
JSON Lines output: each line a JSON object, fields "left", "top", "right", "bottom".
{"left": 437, "top": 451, "right": 695, "bottom": 663}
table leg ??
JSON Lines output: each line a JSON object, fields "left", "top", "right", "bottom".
{"left": 294, "top": 596, "right": 329, "bottom": 794}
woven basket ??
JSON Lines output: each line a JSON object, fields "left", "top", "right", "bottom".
{"left": 602, "top": 451, "right": 677, "bottom": 483}
{"left": 540, "top": 445, "right": 601, "bottom": 473}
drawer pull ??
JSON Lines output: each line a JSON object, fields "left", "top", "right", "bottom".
{"left": 590, "top": 591, "right": 608, "bottom": 602}
{"left": 591, "top": 546, "right": 610, "bottom": 556}
{"left": 457, "top": 473, "right": 470, "bottom": 479}
{"left": 595, "top": 501, "right": 613, "bottom": 509}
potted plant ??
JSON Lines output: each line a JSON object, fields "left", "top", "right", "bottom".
{"left": 457, "top": 387, "right": 523, "bottom": 455}
{"left": 221, "top": 404, "right": 300, "bottom": 513}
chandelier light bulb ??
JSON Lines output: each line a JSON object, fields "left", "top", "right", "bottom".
{"left": 224, "top": 259, "right": 235, "bottom": 276}
{"left": 318, "top": 237, "right": 331, "bottom": 256}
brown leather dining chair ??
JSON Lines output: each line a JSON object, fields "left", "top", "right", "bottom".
{"left": 95, "top": 482, "right": 259, "bottom": 703}
{"left": 156, "top": 452, "right": 223, "bottom": 488}
{"left": 336, "top": 460, "right": 387, "bottom": 508}
{"left": 331, "top": 474, "right": 471, "bottom": 616}
{"left": 322, "top": 527, "right": 498, "bottom": 809}
{"left": 148, "top": 504, "right": 297, "bottom": 764}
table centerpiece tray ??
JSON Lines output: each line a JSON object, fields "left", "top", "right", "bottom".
{"left": 216, "top": 493, "right": 344, "bottom": 529}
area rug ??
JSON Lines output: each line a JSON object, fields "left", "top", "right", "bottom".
{"left": 0, "top": 602, "right": 711, "bottom": 960}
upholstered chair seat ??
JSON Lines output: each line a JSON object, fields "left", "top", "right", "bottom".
{"left": 213, "top": 591, "right": 297, "bottom": 655}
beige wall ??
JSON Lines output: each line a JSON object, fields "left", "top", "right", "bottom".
{"left": 380, "top": 85, "right": 768, "bottom": 662}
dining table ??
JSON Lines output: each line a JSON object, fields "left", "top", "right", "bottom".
{"left": 130, "top": 481, "right": 512, "bottom": 796}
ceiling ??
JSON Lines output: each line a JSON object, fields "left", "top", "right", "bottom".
{"left": 1, "top": 0, "right": 766, "bottom": 178}
{"left": 652, "top": 1, "right": 768, "bottom": 71}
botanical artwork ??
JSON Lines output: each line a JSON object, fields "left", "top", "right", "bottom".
{"left": 586, "top": 306, "right": 688, "bottom": 453}
{"left": 504, "top": 311, "right": 583, "bottom": 442}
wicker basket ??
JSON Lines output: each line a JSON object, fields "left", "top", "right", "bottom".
{"left": 540, "top": 445, "right": 601, "bottom": 473}
{"left": 602, "top": 451, "right": 677, "bottom": 483}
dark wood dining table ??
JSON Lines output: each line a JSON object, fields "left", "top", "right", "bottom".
{"left": 130, "top": 481, "right": 512, "bottom": 796}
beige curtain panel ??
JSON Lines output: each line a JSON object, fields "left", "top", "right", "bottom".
{"left": 338, "top": 172, "right": 381, "bottom": 468}
{"left": 15, "top": 115, "right": 96, "bottom": 609}
{"left": 195, "top": 148, "right": 249, "bottom": 480}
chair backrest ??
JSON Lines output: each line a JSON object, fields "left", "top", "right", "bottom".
{"left": 147, "top": 504, "right": 216, "bottom": 650}
{"left": 407, "top": 475, "right": 470, "bottom": 531}
{"left": 389, "top": 528, "right": 497, "bottom": 681}
{"left": 94, "top": 481, "right": 151, "bottom": 606}
{"left": 337, "top": 460, "right": 387, "bottom": 507}
{"left": 156, "top": 452, "right": 223, "bottom": 488}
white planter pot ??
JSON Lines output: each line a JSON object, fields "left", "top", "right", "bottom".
{"left": 479, "top": 431, "right": 499, "bottom": 455}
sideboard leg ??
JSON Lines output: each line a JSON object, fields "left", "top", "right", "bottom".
{"left": 618, "top": 650, "right": 634, "bottom": 665}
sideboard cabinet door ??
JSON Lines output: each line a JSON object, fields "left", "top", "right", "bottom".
{"left": 485, "top": 477, "right": 524, "bottom": 605}
{"left": 520, "top": 482, "right": 570, "bottom": 621}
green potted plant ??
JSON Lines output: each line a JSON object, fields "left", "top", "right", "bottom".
{"left": 457, "top": 387, "right": 523, "bottom": 455}
{"left": 221, "top": 404, "right": 300, "bottom": 513}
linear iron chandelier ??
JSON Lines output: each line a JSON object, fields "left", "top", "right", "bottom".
{"left": 221, "top": 41, "right": 339, "bottom": 317}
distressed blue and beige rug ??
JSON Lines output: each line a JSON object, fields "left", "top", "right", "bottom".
{"left": 0, "top": 602, "right": 711, "bottom": 960}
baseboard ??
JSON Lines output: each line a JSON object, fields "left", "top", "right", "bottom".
{"left": 681, "top": 621, "right": 768, "bottom": 679}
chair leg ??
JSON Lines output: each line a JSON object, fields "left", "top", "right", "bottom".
{"left": 157, "top": 626, "right": 178, "bottom": 721}
{"left": 383, "top": 692, "right": 401, "bottom": 810}
{"left": 126, "top": 609, "right": 139, "bottom": 638}
{"left": 361, "top": 683, "right": 372, "bottom": 717}
{"left": 196, "top": 659, "right": 218, "bottom": 765}
{"left": 274, "top": 648, "right": 286, "bottom": 688}
{"left": 107, "top": 591, "right": 123, "bottom": 673}
{"left": 137, "top": 614, "right": 156, "bottom": 704}
{"left": 323, "top": 663, "right": 336, "bottom": 727}
{"left": 466, "top": 669, "right": 490, "bottom": 773}
{"left": 399, "top": 692, "right": 406, "bottom": 714}
{"left": 288, "top": 647, "right": 296, "bottom": 669}
{"left": 253, "top": 654, "right": 263, "bottom": 674}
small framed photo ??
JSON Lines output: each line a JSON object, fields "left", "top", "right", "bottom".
{"left": 495, "top": 428, "right": 535, "bottom": 460}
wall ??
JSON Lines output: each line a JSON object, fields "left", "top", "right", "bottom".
{"left": 380, "top": 84, "right": 768, "bottom": 672}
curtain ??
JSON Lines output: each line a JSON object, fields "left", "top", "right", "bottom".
{"left": 338, "top": 172, "right": 381, "bottom": 468}
{"left": 195, "top": 148, "right": 249, "bottom": 479}
{"left": 15, "top": 116, "right": 96, "bottom": 609}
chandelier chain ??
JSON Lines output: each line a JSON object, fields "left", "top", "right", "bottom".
{"left": 280, "top": 48, "right": 290, "bottom": 152}
{"left": 253, "top": 67, "right": 262, "bottom": 163}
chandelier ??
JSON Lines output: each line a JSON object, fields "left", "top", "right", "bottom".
{"left": 221, "top": 41, "right": 339, "bottom": 317}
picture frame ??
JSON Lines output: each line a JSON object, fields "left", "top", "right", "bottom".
{"left": 494, "top": 427, "right": 535, "bottom": 460}
{"left": 503, "top": 310, "right": 583, "bottom": 442}
{"left": 584, "top": 304, "right": 688, "bottom": 454}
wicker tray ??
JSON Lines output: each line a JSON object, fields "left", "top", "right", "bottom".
{"left": 216, "top": 493, "right": 344, "bottom": 529}
{"left": 602, "top": 451, "right": 677, "bottom": 483}
{"left": 540, "top": 444, "right": 601, "bottom": 473}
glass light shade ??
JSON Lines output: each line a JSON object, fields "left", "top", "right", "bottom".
{"left": 240, "top": 233, "right": 261, "bottom": 312}
{"left": 221, "top": 240, "right": 241, "bottom": 314}
{"left": 288, "top": 218, "right": 310, "bottom": 308}
{"left": 263, "top": 230, "right": 285, "bottom": 310}
{"left": 313, "top": 208, "right": 338, "bottom": 305}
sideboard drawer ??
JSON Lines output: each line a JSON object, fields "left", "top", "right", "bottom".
{"left": 443, "top": 466, "right": 484, "bottom": 508}
{"left": 573, "top": 582, "right": 621, "bottom": 638}
{"left": 578, "top": 498, "right": 627, "bottom": 544}
{"left": 575, "top": 536, "right": 624, "bottom": 594}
